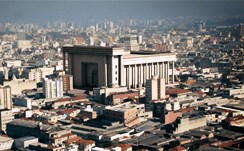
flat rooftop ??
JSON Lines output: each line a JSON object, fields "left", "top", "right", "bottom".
{"left": 62, "top": 45, "right": 124, "bottom": 56}
{"left": 0, "top": 136, "right": 13, "bottom": 142}
{"left": 223, "top": 104, "right": 244, "bottom": 111}
{"left": 8, "top": 119, "right": 56, "bottom": 131}
{"left": 123, "top": 52, "right": 176, "bottom": 59}
{"left": 107, "top": 103, "right": 137, "bottom": 112}
{"left": 62, "top": 45, "right": 176, "bottom": 59}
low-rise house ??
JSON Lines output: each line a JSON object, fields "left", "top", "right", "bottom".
{"left": 0, "top": 135, "right": 14, "bottom": 151}
{"left": 64, "top": 136, "right": 95, "bottom": 151}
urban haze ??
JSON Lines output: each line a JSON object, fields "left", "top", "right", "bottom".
{"left": 0, "top": 0, "right": 243, "bottom": 151}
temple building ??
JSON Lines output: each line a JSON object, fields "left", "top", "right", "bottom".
{"left": 62, "top": 46, "right": 176, "bottom": 89}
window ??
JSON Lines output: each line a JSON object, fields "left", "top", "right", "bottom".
{"left": 115, "top": 65, "right": 117, "bottom": 68}
{"left": 91, "top": 70, "right": 98, "bottom": 86}
{"left": 115, "top": 71, "right": 117, "bottom": 74}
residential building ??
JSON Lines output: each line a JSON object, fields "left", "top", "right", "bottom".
{"left": 104, "top": 102, "right": 152, "bottom": 127}
{"left": 0, "top": 136, "right": 14, "bottom": 151}
{"left": 14, "top": 136, "right": 39, "bottom": 149}
{"left": 93, "top": 85, "right": 128, "bottom": 104}
{"left": 108, "top": 91, "right": 138, "bottom": 105}
{"left": 26, "top": 67, "right": 54, "bottom": 83}
{"left": 240, "top": 23, "right": 244, "bottom": 37}
{"left": 146, "top": 76, "right": 165, "bottom": 101}
{"left": 64, "top": 136, "right": 95, "bottom": 151}
{"left": 62, "top": 74, "right": 73, "bottom": 92}
{"left": 167, "top": 115, "right": 207, "bottom": 134}
{"left": 222, "top": 84, "right": 244, "bottom": 98}
{"left": 13, "top": 96, "right": 32, "bottom": 109}
{"left": 6, "top": 119, "right": 71, "bottom": 144}
{"left": 43, "top": 77, "right": 63, "bottom": 99}
{"left": 0, "top": 86, "right": 12, "bottom": 109}
{"left": 123, "top": 36, "right": 140, "bottom": 51}
{"left": 5, "top": 60, "right": 21, "bottom": 68}
{"left": 0, "top": 109, "right": 13, "bottom": 132}
{"left": 4, "top": 79, "right": 37, "bottom": 95}
{"left": 16, "top": 40, "right": 32, "bottom": 51}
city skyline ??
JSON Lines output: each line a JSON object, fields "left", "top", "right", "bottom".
{"left": 0, "top": 0, "right": 244, "bottom": 150}
{"left": 0, "top": 0, "right": 243, "bottom": 24}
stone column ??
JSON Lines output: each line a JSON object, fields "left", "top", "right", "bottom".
{"left": 122, "top": 66, "right": 126, "bottom": 86}
{"left": 104, "top": 56, "right": 108, "bottom": 86}
{"left": 143, "top": 64, "right": 146, "bottom": 85}
{"left": 172, "top": 61, "right": 175, "bottom": 83}
{"left": 68, "top": 53, "right": 72, "bottom": 75}
{"left": 151, "top": 63, "right": 154, "bottom": 77}
{"left": 146, "top": 63, "right": 149, "bottom": 80}
{"left": 167, "top": 62, "right": 170, "bottom": 84}
{"left": 135, "top": 65, "right": 138, "bottom": 88}
{"left": 126, "top": 66, "right": 129, "bottom": 87}
{"left": 164, "top": 62, "right": 167, "bottom": 83}
{"left": 162, "top": 62, "right": 165, "bottom": 79}
{"left": 140, "top": 64, "right": 143, "bottom": 85}
{"left": 129, "top": 65, "right": 132, "bottom": 89}
{"left": 63, "top": 51, "right": 66, "bottom": 73}
{"left": 133, "top": 65, "right": 136, "bottom": 88}
{"left": 156, "top": 62, "right": 159, "bottom": 76}
{"left": 159, "top": 62, "right": 162, "bottom": 78}
{"left": 119, "top": 56, "right": 123, "bottom": 86}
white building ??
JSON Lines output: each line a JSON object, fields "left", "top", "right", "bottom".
{"left": 124, "top": 36, "right": 140, "bottom": 51}
{"left": 0, "top": 109, "right": 13, "bottom": 132}
{"left": 0, "top": 86, "right": 12, "bottom": 109}
{"left": 14, "top": 136, "right": 38, "bottom": 149}
{"left": 93, "top": 85, "right": 128, "bottom": 102}
{"left": 146, "top": 76, "right": 165, "bottom": 102}
{"left": 171, "top": 115, "right": 207, "bottom": 134}
{"left": 0, "top": 136, "right": 14, "bottom": 150}
{"left": 13, "top": 96, "right": 32, "bottom": 109}
{"left": 27, "top": 67, "right": 54, "bottom": 83}
{"left": 16, "top": 40, "right": 32, "bottom": 51}
{"left": 63, "top": 46, "right": 176, "bottom": 89}
{"left": 4, "top": 79, "right": 37, "bottom": 95}
{"left": 92, "top": 147, "right": 110, "bottom": 151}
{"left": 43, "top": 77, "right": 63, "bottom": 99}
{"left": 223, "top": 85, "right": 244, "bottom": 98}
{"left": 5, "top": 60, "right": 21, "bottom": 67}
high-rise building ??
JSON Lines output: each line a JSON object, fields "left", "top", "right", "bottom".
{"left": 0, "top": 109, "right": 13, "bottom": 132}
{"left": 16, "top": 40, "right": 32, "bottom": 51}
{"left": 137, "top": 35, "right": 143, "bottom": 45}
{"left": 43, "top": 77, "right": 63, "bottom": 99}
{"left": 118, "top": 27, "right": 122, "bottom": 37}
{"left": 109, "top": 21, "right": 114, "bottom": 29}
{"left": 26, "top": 67, "right": 54, "bottom": 83}
{"left": 240, "top": 23, "right": 244, "bottom": 38}
{"left": 123, "top": 36, "right": 140, "bottom": 51}
{"left": 0, "top": 86, "right": 12, "bottom": 109}
{"left": 17, "top": 31, "right": 26, "bottom": 40}
{"left": 198, "top": 24, "right": 203, "bottom": 32}
{"left": 95, "top": 23, "right": 99, "bottom": 32}
{"left": 146, "top": 76, "right": 165, "bottom": 102}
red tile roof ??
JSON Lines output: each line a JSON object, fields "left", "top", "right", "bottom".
{"left": 166, "top": 88, "right": 191, "bottom": 95}
{"left": 64, "top": 137, "right": 95, "bottom": 145}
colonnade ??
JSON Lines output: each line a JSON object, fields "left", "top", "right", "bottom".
{"left": 123, "top": 61, "right": 175, "bottom": 88}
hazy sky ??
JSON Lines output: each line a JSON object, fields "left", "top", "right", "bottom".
{"left": 0, "top": 0, "right": 243, "bottom": 24}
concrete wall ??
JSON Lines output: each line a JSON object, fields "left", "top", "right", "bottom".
{"left": 71, "top": 54, "right": 108, "bottom": 87}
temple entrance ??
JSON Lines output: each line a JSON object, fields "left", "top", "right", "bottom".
{"left": 81, "top": 63, "right": 98, "bottom": 87}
